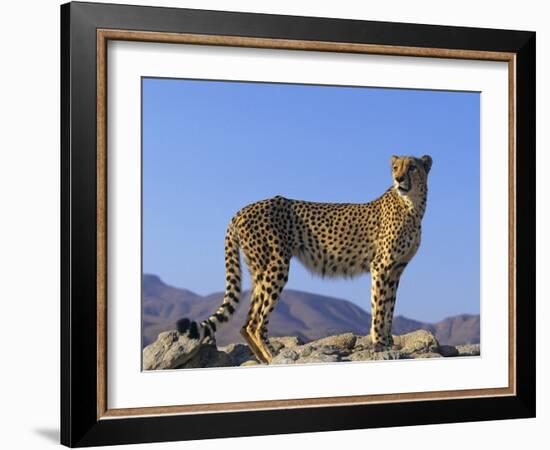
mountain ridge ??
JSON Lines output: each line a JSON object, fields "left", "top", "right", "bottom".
{"left": 142, "top": 274, "right": 480, "bottom": 348}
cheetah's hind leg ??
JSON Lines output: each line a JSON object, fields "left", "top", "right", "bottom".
{"left": 238, "top": 280, "right": 272, "bottom": 363}
{"left": 249, "top": 261, "right": 289, "bottom": 364}
{"left": 240, "top": 327, "right": 271, "bottom": 364}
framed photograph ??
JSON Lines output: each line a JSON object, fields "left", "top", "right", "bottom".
{"left": 61, "top": 1, "right": 535, "bottom": 447}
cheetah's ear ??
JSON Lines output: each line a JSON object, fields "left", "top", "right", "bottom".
{"left": 390, "top": 155, "right": 399, "bottom": 166}
{"left": 421, "top": 155, "right": 433, "bottom": 174}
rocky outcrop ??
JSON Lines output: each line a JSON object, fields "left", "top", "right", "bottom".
{"left": 142, "top": 329, "right": 480, "bottom": 370}
{"left": 455, "top": 344, "right": 481, "bottom": 356}
{"left": 142, "top": 330, "right": 206, "bottom": 370}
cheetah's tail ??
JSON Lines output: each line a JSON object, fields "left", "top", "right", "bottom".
{"left": 176, "top": 220, "right": 242, "bottom": 342}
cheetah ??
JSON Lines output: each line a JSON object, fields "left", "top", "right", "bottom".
{"left": 177, "top": 154, "right": 432, "bottom": 364}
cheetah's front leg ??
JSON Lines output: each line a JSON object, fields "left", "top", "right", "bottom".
{"left": 369, "top": 263, "right": 406, "bottom": 350}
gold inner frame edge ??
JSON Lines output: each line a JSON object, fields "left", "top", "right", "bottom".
{"left": 96, "top": 29, "right": 517, "bottom": 420}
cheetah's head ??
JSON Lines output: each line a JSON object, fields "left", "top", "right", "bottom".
{"left": 391, "top": 155, "right": 432, "bottom": 196}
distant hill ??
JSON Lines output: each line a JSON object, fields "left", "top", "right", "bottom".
{"left": 142, "top": 274, "right": 479, "bottom": 348}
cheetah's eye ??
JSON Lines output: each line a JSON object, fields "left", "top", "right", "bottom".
{"left": 409, "top": 165, "right": 417, "bottom": 171}
{"left": 393, "top": 165, "right": 398, "bottom": 170}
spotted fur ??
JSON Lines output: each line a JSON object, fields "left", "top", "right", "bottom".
{"left": 177, "top": 154, "right": 432, "bottom": 364}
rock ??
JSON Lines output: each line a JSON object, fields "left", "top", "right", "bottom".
{"left": 353, "top": 335, "right": 373, "bottom": 350}
{"left": 456, "top": 344, "right": 481, "bottom": 356}
{"left": 298, "top": 344, "right": 342, "bottom": 358}
{"left": 271, "top": 348, "right": 300, "bottom": 365}
{"left": 183, "top": 344, "right": 234, "bottom": 368}
{"left": 348, "top": 349, "right": 403, "bottom": 361}
{"left": 305, "top": 333, "right": 356, "bottom": 350}
{"left": 415, "top": 352, "right": 443, "bottom": 359}
{"left": 303, "top": 344, "right": 345, "bottom": 363}
{"left": 299, "top": 352, "right": 341, "bottom": 364}
{"left": 391, "top": 335, "right": 404, "bottom": 347}
{"left": 144, "top": 327, "right": 478, "bottom": 369}
{"left": 294, "top": 333, "right": 356, "bottom": 362}
{"left": 438, "top": 345, "right": 459, "bottom": 357}
{"left": 142, "top": 330, "right": 204, "bottom": 370}
{"left": 219, "top": 343, "right": 256, "bottom": 365}
{"left": 271, "top": 336, "right": 303, "bottom": 349}
{"left": 354, "top": 334, "right": 401, "bottom": 352}
{"left": 399, "top": 329, "right": 440, "bottom": 355}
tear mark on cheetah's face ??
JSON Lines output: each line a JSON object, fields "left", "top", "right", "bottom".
{"left": 391, "top": 154, "right": 432, "bottom": 197}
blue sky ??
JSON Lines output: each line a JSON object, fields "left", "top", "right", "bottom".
{"left": 142, "top": 78, "right": 480, "bottom": 323}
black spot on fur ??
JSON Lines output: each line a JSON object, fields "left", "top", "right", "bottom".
{"left": 223, "top": 303, "right": 235, "bottom": 314}
{"left": 188, "top": 321, "right": 200, "bottom": 340}
{"left": 214, "top": 312, "right": 227, "bottom": 323}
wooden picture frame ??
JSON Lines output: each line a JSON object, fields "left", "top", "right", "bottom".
{"left": 61, "top": 1, "right": 535, "bottom": 447}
